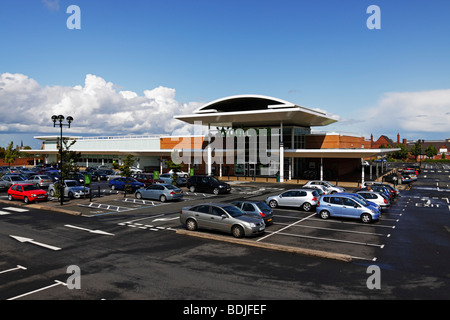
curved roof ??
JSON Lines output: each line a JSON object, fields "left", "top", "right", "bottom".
{"left": 175, "top": 94, "right": 337, "bottom": 127}
{"left": 195, "top": 94, "right": 296, "bottom": 113}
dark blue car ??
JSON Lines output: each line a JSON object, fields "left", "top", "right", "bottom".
{"left": 108, "top": 177, "right": 144, "bottom": 191}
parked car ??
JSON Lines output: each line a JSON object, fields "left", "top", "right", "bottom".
{"left": 0, "top": 174, "right": 29, "bottom": 189}
{"left": 400, "top": 174, "right": 413, "bottom": 184}
{"left": 231, "top": 200, "right": 274, "bottom": 225}
{"left": 303, "top": 180, "right": 345, "bottom": 193}
{"left": 49, "top": 180, "right": 91, "bottom": 199}
{"left": 316, "top": 194, "right": 380, "bottom": 223}
{"left": 108, "top": 177, "right": 145, "bottom": 191}
{"left": 265, "top": 188, "right": 319, "bottom": 212}
{"left": 132, "top": 173, "right": 158, "bottom": 186}
{"left": 28, "top": 174, "right": 53, "bottom": 188}
{"left": 168, "top": 169, "right": 189, "bottom": 178}
{"left": 135, "top": 184, "right": 183, "bottom": 202}
{"left": 338, "top": 192, "right": 381, "bottom": 212}
{"left": 186, "top": 175, "right": 231, "bottom": 195}
{"left": 158, "top": 173, "right": 187, "bottom": 186}
{"left": 361, "top": 181, "right": 398, "bottom": 198}
{"left": 7, "top": 183, "right": 48, "bottom": 204}
{"left": 355, "top": 190, "right": 390, "bottom": 209}
{"left": 359, "top": 185, "right": 392, "bottom": 200}
{"left": 180, "top": 203, "right": 265, "bottom": 238}
{"left": 302, "top": 184, "right": 329, "bottom": 195}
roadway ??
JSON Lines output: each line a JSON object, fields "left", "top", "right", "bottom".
{"left": 0, "top": 165, "right": 449, "bottom": 306}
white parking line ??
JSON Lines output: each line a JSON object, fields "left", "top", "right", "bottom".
{"left": 257, "top": 213, "right": 315, "bottom": 242}
{"left": 273, "top": 222, "right": 390, "bottom": 237}
{"left": 261, "top": 230, "right": 385, "bottom": 248}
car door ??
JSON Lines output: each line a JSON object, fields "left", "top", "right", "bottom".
{"left": 13, "top": 185, "right": 24, "bottom": 200}
{"left": 327, "top": 196, "right": 343, "bottom": 217}
{"left": 340, "top": 197, "right": 359, "bottom": 218}
{"left": 192, "top": 205, "right": 212, "bottom": 229}
{"left": 210, "top": 206, "right": 229, "bottom": 232}
{"left": 141, "top": 185, "right": 157, "bottom": 199}
{"left": 278, "top": 190, "right": 297, "bottom": 206}
{"left": 197, "top": 176, "right": 210, "bottom": 192}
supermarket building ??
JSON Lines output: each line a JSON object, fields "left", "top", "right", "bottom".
{"left": 26, "top": 95, "right": 398, "bottom": 182}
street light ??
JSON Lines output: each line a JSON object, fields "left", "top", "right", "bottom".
{"left": 51, "top": 115, "right": 74, "bottom": 205}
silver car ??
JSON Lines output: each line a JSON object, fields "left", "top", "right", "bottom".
{"left": 49, "top": 180, "right": 90, "bottom": 199}
{"left": 303, "top": 180, "right": 345, "bottom": 193}
{"left": 265, "top": 188, "right": 320, "bottom": 212}
{"left": 231, "top": 200, "right": 274, "bottom": 225}
{"left": 180, "top": 203, "right": 265, "bottom": 238}
{"left": 356, "top": 190, "right": 390, "bottom": 209}
{"left": 28, "top": 175, "right": 53, "bottom": 188}
{"left": 135, "top": 183, "right": 183, "bottom": 202}
{"left": 0, "top": 174, "right": 29, "bottom": 189}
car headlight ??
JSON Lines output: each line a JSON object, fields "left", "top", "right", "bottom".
{"left": 249, "top": 223, "right": 256, "bottom": 227}
{"left": 31, "top": 194, "right": 37, "bottom": 197}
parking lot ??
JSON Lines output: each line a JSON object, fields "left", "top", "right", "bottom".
{"left": 2, "top": 163, "right": 449, "bottom": 265}
{"left": 0, "top": 177, "right": 409, "bottom": 263}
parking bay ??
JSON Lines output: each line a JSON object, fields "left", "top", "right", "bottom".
{"left": 75, "top": 184, "right": 405, "bottom": 262}
{"left": 70, "top": 174, "right": 450, "bottom": 263}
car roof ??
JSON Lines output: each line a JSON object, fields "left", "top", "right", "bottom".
{"left": 192, "top": 203, "right": 231, "bottom": 207}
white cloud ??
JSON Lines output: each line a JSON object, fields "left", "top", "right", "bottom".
{"left": 0, "top": 73, "right": 202, "bottom": 137}
{"left": 326, "top": 89, "right": 450, "bottom": 140}
{"left": 41, "top": 0, "right": 60, "bottom": 11}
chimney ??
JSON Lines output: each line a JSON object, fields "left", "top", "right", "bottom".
{"left": 397, "top": 133, "right": 400, "bottom": 144}
{"left": 402, "top": 138, "right": 407, "bottom": 145}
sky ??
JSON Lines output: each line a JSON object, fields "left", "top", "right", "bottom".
{"left": 1, "top": 0, "right": 450, "bottom": 149}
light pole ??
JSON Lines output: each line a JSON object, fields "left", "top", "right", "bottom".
{"left": 51, "top": 115, "right": 73, "bottom": 205}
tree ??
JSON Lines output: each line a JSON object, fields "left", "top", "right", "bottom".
{"left": 4, "top": 141, "right": 19, "bottom": 169}
{"left": 410, "top": 142, "right": 422, "bottom": 160}
{"left": 424, "top": 145, "right": 438, "bottom": 159}
{"left": 112, "top": 154, "right": 135, "bottom": 193}
{"left": 391, "top": 143, "right": 409, "bottom": 160}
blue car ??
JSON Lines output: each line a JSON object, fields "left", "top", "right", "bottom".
{"left": 316, "top": 194, "right": 380, "bottom": 223}
{"left": 339, "top": 192, "right": 381, "bottom": 213}
{"left": 108, "top": 177, "right": 144, "bottom": 191}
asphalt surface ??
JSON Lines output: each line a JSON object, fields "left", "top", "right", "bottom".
{"left": 0, "top": 167, "right": 449, "bottom": 307}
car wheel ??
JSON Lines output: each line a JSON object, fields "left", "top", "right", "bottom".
{"left": 160, "top": 195, "right": 166, "bottom": 202}
{"left": 302, "top": 202, "right": 312, "bottom": 212}
{"left": 68, "top": 191, "right": 74, "bottom": 199}
{"left": 135, "top": 192, "right": 142, "bottom": 199}
{"left": 49, "top": 189, "right": 55, "bottom": 197}
{"left": 232, "top": 225, "right": 245, "bottom": 238}
{"left": 319, "top": 210, "right": 330, "bottom": 220}
{"left": 189, "top": 186, "right": 195, "bottom": 192}
{"left": 7, "top": 194, "right": 13, "bottom": 201}
{"left": 24, "top": 197, "right": 29, "bottom": 204}
{"left": 269, "top": 200, "right": 278, "bottom": 208}
{"left": 111, "top": 185, "right": 115, "bottom": 190}
{"left": 361, "top": 213, "right": 372, "bottom": 223}
{"left": 213, "top": 188, "right": 219, "bottom": 195}
{"left": 186, "top": 218, "right": 197, "bottom": 231}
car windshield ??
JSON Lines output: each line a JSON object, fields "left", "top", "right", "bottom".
{"left": 210, "top": 177, "right": 221, "bottom": 183}
{"left": 66, "top": 181, "right": 82, "bottom": 187}
{"left": 11, "top": 176, "right": 26, "bottom": 181}
{"left": 351, "top": 196, "right": 368, "bottom": 206}
{"left": 223, "top": 205, "right": 245, "bottom": 217}
{"left": 23, "top": 185, "right": 40, "bottom": 191}
{"left": 255, "top": 202, "right": 272, "bottom": 213}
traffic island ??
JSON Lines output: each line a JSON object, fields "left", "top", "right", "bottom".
{"left": 176, "top": 228, "right": 353, "bottom": 262}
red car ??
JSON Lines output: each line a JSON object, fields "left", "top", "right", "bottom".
{"left": 8, "top": 183, "right": 48, "bottom": 204}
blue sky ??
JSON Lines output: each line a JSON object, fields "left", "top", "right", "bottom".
{"left": 1, "top": 0, "right": 450, "bottom": 149}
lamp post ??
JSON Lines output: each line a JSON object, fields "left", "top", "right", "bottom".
{"left": 51, "top": 115, "right": 73, "bottom": 205}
